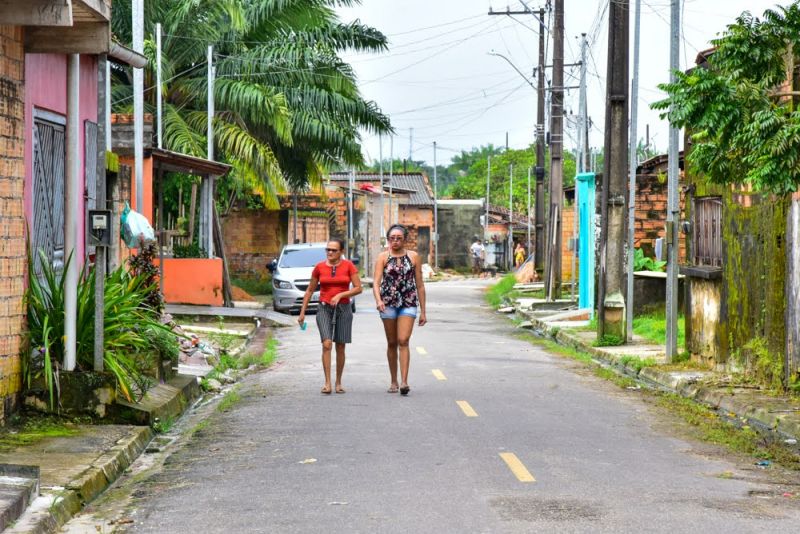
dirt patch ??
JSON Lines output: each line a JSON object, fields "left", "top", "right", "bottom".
{"left": 490, "top": 496, "right": 604, "bottom": 522}
{"left": 231, "top": 285, "right": 256, "bottom": 301}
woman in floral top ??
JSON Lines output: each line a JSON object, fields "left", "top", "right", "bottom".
{"left": 373, "top": 224, "right": 427, "bottom": 395}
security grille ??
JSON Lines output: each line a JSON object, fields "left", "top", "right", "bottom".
{"left": 692, "top": 196, "right": 722, "bottom": 267}
{"left": 32, "top": 116, "right": 66, "bottom": 276}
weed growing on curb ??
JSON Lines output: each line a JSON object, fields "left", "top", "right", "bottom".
{"left": 152, "top": 416, "right": 175, "bottom": 434}
{"left": 485, "top": 274, "right": 517, "bottom": 308}
{"left": 217, "top": 388, "right": 241, "bottom": 412}
{"left": 618, "top": 355, "right": 657, "bottom": 373}
{"left": 593, "top": 334, "right": 625, "bottom": 347}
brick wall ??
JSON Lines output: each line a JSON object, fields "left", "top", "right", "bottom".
{"left": 221, "top": 208, "right": 283, "bottom": 278}
{"left": 0, "top": 25, "right": 26, "bottom": 424}
{"left": 634, "top": 175, "right": 687, "bottom": 262}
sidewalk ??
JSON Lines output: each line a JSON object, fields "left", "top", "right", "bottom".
{"left": 513, "top": 298, "right": 800, "bottom": 446}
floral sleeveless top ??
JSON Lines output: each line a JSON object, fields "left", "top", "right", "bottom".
{"left": 380, "top": 254, "right": 419, "bottom": 308}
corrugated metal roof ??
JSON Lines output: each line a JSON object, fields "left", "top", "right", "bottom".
{"left": 328, "top": 172, "right": 434, "bottom": 207}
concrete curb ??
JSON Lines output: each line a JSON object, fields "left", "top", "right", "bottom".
{"left": 7, "top": 427, "right": 154, "bottom": 534}
{"left": 519, "top": 309, "right": 800, "bottom": 444}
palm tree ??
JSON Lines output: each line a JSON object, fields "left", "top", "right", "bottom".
{"left": 111, "top": 0, "right": 392, "bottom": 206}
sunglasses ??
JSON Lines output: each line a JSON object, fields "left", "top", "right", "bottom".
{"left": 325, "top": 248, "right": 341, "bottom": 253}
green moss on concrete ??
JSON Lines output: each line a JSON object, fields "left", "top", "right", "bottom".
{"left": 0, "top": 416, "right": 79, "bottom": 452}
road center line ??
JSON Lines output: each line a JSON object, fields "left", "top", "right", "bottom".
{"left": 431, "top": 369, "right": 447, "bottom": 381}
{"left": 416, "top": 346, "right": 428, "bottom": 355}
{"left": 456, "top": 400, "right": 478, "bottom": 417}
{"left": 499, "top": 452, "right": 536, "bottom": 482}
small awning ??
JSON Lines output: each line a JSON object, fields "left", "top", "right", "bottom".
{"left": 149, "top": 148, "right": 231, "bottom": 176}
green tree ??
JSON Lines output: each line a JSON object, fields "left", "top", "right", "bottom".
{"left": 444, "top": 144, "right": 577, "bottom": 214}
{"left": 653, "top": 3, "right": 800, "bottom": 194}
{"left": 111, "top": 0, "right": 392, "bottom": 206}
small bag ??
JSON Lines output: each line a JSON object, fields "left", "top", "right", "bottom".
{"left": 121, "top": 203, "right": 156, "bottom": 248}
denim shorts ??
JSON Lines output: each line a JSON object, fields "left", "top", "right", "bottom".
{"left": 379, "top": 306, "right": 418, "bottom": 320}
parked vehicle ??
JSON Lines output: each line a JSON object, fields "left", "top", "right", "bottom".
{"left": 268, "top": 242, "right": 357, "bottom": 314}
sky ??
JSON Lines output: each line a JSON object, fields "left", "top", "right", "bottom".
{"left": 337, "top": 0, "right": 785, "bottom": 168}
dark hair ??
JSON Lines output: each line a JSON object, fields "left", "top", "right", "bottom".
{"left": 386, "top": 224, "right": 408, "bottom": 239}
{"left": 328, "top": 237, "right": 345, "bottom": 251}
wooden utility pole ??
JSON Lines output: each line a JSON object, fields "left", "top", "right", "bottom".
{"left": 598, "top": 0, "right": 630, "bottom": 340}
{"left": 545, "top": 0, "right": 565, "bottom": 300}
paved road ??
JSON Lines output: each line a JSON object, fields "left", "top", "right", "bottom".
{"left": 88, "top": 280, "right": 800, "bottom": 532}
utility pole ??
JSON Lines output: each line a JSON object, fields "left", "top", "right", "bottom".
{"left": 509, "top": 163, "right": 514, "bottom": 271}
{"left": 133, "top": 0, "right": 143, "bottom": 212}
{"left": 535, "top": 7, "right": 546, "bottom": 277}
{"left": 598, "top": 0, "right": 630, "bottom": 340}
{"left": 206, "top": 45, "right": 215, "bottom": 258}
{"left": 488, "top": 5, "right": 546, "bottom": 275}
{"left": 485, "top": 156, "right": 491, "bottom": 239}
{"left": 156, "top": 23, "right": 162, "bottom": 149}
{"left": 545, "top": 0, "right": 565, "bottom": 301}
{"left": 579, "top": 34, "right": 590, "bottom": 172}
{"left": 409, "top": 128, "right": 413, "bottom": 162}
{"left": 665, "top": 0, "right": 680, "bottom": 361}
{"left": 433, "top": 141, "right": 439, "bottom": 270}
{"left": 379, "top": 134, "right": 384, "bottom": 244}
{"left": 627, "top": 0, "right": 642, "bottom": 341}
{"left": 527, "top": 166, "right": 532, "bottom": 256}
{"left": 389, "top": 136, "right": 394, "bottom": 226}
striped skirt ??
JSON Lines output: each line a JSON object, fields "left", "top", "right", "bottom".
{"left": 316, "top": 303, "right": 353, "bottom": 344}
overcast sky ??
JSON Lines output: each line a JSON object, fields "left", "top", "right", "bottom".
{"left": 337, "top": 0, "right": 784, "bottom": 168}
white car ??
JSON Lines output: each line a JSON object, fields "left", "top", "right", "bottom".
{"left": 268, "top": 242, "right": 357, "bottom": 314}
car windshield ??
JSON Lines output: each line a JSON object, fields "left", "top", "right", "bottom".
{"left": 279, "top": 247, "right": 327, "bottom": 268}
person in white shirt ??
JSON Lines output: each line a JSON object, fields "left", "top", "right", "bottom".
{"left": 469, "top": 237, "right": 485, "bottom": 276}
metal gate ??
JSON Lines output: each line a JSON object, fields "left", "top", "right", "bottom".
{"left": 32, "top": 113, "right": 66, "bottom": 276}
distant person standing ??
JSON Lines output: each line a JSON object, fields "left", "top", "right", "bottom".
{"left": 298, "top": 238, "right": 362, "bottom": 394}
{"left": 470, "top": 237, "right": 485, "bottom": 276}
{"left": 514, "top": 242, "right": 526, "bottom": 269}
{"left": 373, "top": 224, "right": 427, "bottom": 396}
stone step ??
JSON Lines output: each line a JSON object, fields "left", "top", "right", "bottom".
{"left": 0, "top": 465, "right": 39, "bottom": 532}
{"left": 113, "top": 374, "right": 201, "bottom": 426}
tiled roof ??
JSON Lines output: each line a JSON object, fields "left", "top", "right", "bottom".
{"left": 328, "top": 172, "right": 434, "bottom": 207}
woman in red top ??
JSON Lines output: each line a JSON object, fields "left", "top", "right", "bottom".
{"left": 298, "top": 238, "right": 362, "bottom": 394}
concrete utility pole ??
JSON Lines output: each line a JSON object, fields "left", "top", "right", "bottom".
{"left": 94, "top": 54, "right": 108, "bottom": 372}
{"left": 509, "top": 163, "right": 514, "bottom": 271}
{"left": 379, "top": 134, "right": 384, "bottom": 242}
{"left": 65, "top": 54, "right": 80, "bottom": 371}
{"left": 535, "top": 7, "right": 546, "bottom": 276}
{"left": 579, "top": 33, "right": 590, "bottom": 173}
{"left": 545, "top": 0, "right": 565, "bottom": 301}
{"left": 156, "top": 23, "right": 163, "bottom": 149}
{"left": 206, "top": 45, "right": 215, "bottom": 258}
{"left": 665, "top": 0, "right": 681, "bottom": 361}
{"left": 598, "top": 0, "right": 630, "bottom": 340}
{"left": 627, "top": 0, "right": 642, "bottom": 341}
{"left": 433, "top": 141, "right": 439, "bottom": 270}
{"left": 389, "top": 136, "right": 394, "bottom": 226}
{"left": 485, "top": 156, "right": 491, "bottom": 239}
{"left": 527, "top": 166, "right": 532, "bottom": 256}
{"left": 133, "top": 0, "right": 143, "bottom": 211}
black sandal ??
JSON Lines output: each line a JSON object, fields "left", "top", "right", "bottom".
{"left": 399, "top": 385, "right": 410, "bottom": 396}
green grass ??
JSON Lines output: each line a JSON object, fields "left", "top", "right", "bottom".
{"left": 618, "top": 355, "right": 658, "bottom": 373}
{"left": 152, "top": 415, "right": 175, "bottom": 434}
{"left": 658, "top": 393, "right": 800, "bottom": 470}
{"left": 202, "top": 337, "right": 279, "bottom": 390}
{"left": 231, "top": 276, "right": 273, "bottom": 296}
{"left": 633, "top": 311, "right": 685, "bottom": 348}
{"left": 217, "top": 387, "right": 241, "bottom": 412}
{"left": 485, "top": 274, "right": 518, "bottom": 308}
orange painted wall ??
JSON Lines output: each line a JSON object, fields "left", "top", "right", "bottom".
{"left": 154, "top": 258, "right": 224, "bottom": 306}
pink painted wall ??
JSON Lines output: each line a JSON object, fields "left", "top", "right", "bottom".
{"left": 24, "top": 53, "right": 98, "bottom": 264}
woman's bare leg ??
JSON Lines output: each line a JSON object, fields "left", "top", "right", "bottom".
{"left": 321, "top": 339, "right": 332, "bottom": 393}
{"left": 334, "top": 342, "right": 346, "bottom": 392}
{"left": 397, "top": 316, "right": 416, "bottom": 392}
{"left": 382, "top": 319, "right": 399, "bottom": 391}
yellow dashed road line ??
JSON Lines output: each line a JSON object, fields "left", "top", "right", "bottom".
{"left": 456, "top": 400, "right": 478, "bottom": 417}
{"left": 499, "top": 452, "right": 536, "bottom": 482}
{"left": 416, "top": 346, "right": 428, "bottom": 355}
{"left": 431, "top": 369, "right": 447, "bottom": 381}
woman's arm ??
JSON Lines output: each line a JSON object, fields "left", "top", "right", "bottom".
{"left": 373, "top": 252, "right": 386, "bottom": 312}
{"left": 331, "top": 264, "right": 363, "bottom": 305}
{"left": 297, "top": 277, "right": 319, "bottom": 325}
{"left": 412, "top": 251, "right": 427, "bottom": 326}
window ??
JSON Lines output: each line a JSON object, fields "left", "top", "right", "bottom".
{"left": 692, "top": 196, "right": 722, "bottom": 267}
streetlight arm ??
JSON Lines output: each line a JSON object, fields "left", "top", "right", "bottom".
{"left": 488, "top": 51, "right": 536, "bottom": 90}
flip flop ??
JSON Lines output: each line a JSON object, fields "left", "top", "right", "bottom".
{"left": 387, "top": 385, "right": 399, "bottom": 393}
{"left": 399, "top": 385, "right": 410, "bottom": 396}
{"left": 335, "top": 386, "right": 346, "bottom": 394}
{"left": 321, "top": 386, "right": 332, "bottom": 395}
